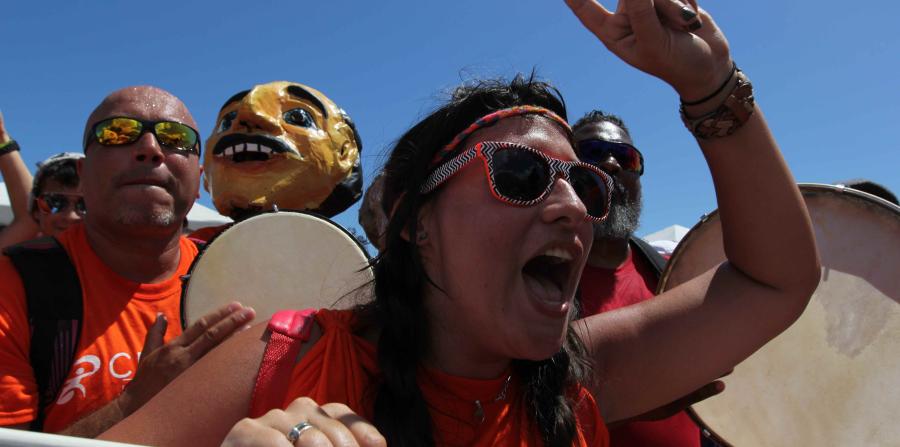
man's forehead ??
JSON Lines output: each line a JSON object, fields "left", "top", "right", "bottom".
{"left": 91, "top": 88, "right": 195, "bottom": 126}
{"left": 575, "top": 121, "right": 633, "bottom": 146}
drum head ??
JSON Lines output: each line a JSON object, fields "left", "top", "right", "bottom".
{"left": 182, "top": 212, "right": 373, "bottom": 326}
{"left": 660, "top": 184, "right": 900, "bottom": 446}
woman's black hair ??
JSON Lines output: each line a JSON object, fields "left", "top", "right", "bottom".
{"left": 359, "top": 73, "right": 592, "bottom": 446}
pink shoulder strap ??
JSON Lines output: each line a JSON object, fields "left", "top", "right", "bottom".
{"left": 249, "top": 309, "right": 316, "bottom": 417}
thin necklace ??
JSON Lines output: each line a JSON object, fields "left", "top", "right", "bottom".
{"left": 473, "top": 374, "right": 512, "bottom": 424}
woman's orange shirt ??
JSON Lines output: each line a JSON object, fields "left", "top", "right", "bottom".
{"left": 282, "top": 309, "right": 609, "bottom": 446}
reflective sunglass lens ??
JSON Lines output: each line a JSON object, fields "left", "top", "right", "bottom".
{"left": 39, "top": 194, "right": 82, "bottom": 215}
{"left": 45, "top": 195, "right": 68, "bottom": 213}
{"left": 492, "top": 148, "right": 550, "bottom": 201}
{"left": 577, "top": 140, "right": 642, "bottom": 174}
{"left": 155, "top": 122, "right": 198, "bottom": 152}
{"left": 95, "top": 118, "right": 143, "bottom": 145}
{"left": 612, "top": 145, "right": 642, "bottom": 172}
{"left": 35, "top": 198, "right": 52, "bottom": 213}
{"left": 569, "top": 167, "right": 609, "bottom": 219}
{"left": 75, "top": 199, "right": 87, "bottom": 216}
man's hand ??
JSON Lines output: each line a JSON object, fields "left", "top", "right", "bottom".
{"left": 117, "top": 302, "right": 256, "bottom": 415}
{"left": 56, "top": 303, "right": 255, "bottom": 438}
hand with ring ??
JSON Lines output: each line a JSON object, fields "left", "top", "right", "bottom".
{"left": 221, "top": 397, "right": 386, "bottom": 447}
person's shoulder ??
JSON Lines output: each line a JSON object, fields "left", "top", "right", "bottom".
{"left": 0, "top": 253, "right": 28, "bottom": 331}
{"left": 0, "top": 254, "right": 24, "bottom": 294}
{"left": 45, "top": 223, "right": 95, "bottom": 263}
{"left": 569, "top": 383, "right": 609, "bottom": 447}
{"left": 314, "top": 308, "right": 358, "bottom": 332}
{"left": 178, "top": 233, "right": 203, "bottom": 257}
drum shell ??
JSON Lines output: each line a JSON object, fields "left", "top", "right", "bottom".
{"left": 659, "top": 184, "right": 900, "bottom": 446}
{"left": 181, "top": 211, "right": 373, "bottom": 327}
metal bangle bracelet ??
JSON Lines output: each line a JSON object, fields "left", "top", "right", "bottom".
{"left": 286, "top": 421, "right": 316, "bottom": 443}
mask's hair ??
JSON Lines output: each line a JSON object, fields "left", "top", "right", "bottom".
{"left": 355, "top": 73, "right": 591, "bottom": 446}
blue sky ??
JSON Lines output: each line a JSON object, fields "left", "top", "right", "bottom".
{"left": 2, "top": 0, "right": 897, "bottom": 244}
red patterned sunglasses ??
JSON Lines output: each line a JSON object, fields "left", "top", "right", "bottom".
{"left": 421, "top": 141, "right": 613, "bottom": 222}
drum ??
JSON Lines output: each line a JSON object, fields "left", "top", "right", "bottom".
{"left": 181, "top": 212, "right": 373, "bottom": 326}
{"left": 658, "top": 183, "right": 900, "bottom": 446}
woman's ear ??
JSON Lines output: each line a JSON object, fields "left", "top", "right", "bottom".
{"left": 399, "top": 200, "right": 433, "bottom": 247}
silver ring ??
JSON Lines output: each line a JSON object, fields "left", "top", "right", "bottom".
{"left": 286, "top": 421, "right": 315, "bottom": 443}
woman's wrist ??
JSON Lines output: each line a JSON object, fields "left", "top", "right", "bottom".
{"left": 673, "top": 59, "right": 736, "bottom": 107}
{"left": 680, "top": 69, "right": 756, "bottom": 140}
{"left": 681, "top": 72, "right": 740, "bottom": 118}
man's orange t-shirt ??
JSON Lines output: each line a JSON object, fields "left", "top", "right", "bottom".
{"left": 282, "top": 309, "right": 610, "bottom": 446}
{"left": 0, "top": 224, "right": 197, "bottom": 432}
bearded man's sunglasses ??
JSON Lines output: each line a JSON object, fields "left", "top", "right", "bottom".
{"left": 576, "top": 139, "right": 644, "bottom": 175}
{"left": 421, "top": 141, "right": 613, "bottom": 223}
{"left": 36, "top": 192, "right": 86, "bottom": 216}
{"left": 86, "top": 117, "right": 201, "bottom": 155}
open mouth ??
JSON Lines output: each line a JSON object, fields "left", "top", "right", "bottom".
{"left": 522, "top": 247, "right": 574, "bottom": 308}
{"left": 212, "top": 134, "right": 299, "bottom": 163}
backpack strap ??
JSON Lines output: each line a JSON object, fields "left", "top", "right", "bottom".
{"left": 249, "top": 309, "right": 317, "bottom": 418}
{"left": 3, "top": 237, "right": 82, "bottom": 431}
{"left": 629, "top": 235, "right": 667, "bottom": 278}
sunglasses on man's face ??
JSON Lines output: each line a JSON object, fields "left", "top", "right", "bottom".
{"left": 87, "top": 117, "right": 201, "bottom": 155}
{"left": 576, "top": 139, "right": 644, "bottom": 175}
{"left": 421, "top": 141, "right": 613, "bottom": 223}
{"left": 36, "top": 193, "right": 86, "bottom": 216}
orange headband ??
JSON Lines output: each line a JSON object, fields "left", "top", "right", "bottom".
{"left": 428, "top": 105, "right": 571, "bottom": 170}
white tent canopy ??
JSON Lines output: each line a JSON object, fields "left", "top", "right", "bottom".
{"left": 185, "top": 203, "right": 232, "bottom": 231}
{"left": 642, "top": 224, "right": 691, "bottom": 257}
{"left": 643, "top": 224, "right": 690, "bottom": 244}
{"left": 1, "top": 182, "right": 230, "bottom": 231}
{"left": 1, "top": 182, "right": 15, "bottom": 225}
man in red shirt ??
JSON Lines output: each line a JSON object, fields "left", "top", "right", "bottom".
{"left": 574, "top": 110, "right": 722, "bottom": 447}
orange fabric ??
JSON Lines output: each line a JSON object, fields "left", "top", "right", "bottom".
{"left": 282, "top": 309, "right": 609, "bottom": 446}
{"left": 186, "top": 223, "right": 229, "bottom": 243}
{"left": 0, "top": 223, "right": 197, "bottom": 432}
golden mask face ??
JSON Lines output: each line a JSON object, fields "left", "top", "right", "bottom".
{"left": 204, "top": 81, "right": 360, "bottom": 218}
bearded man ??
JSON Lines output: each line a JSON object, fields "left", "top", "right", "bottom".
{"left": 573, "top": 110, "right": 723, "bottom": 447}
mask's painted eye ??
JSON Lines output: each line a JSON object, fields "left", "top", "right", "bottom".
{"left": 283, "top": 108, "right": 317, "bottom": 129}
{"left": 218, "top": 111, "right": 237, "bottom": 134}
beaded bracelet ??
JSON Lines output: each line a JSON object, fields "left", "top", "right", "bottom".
{"left": 680, "top": 70, "right": 755, "bottom": 140}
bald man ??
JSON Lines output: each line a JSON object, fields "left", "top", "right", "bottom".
{"left": 0, "top": 86, "right": 255, "bottom": 437}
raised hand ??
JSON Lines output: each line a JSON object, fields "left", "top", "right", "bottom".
{"left": 117, "top": 302, "right": 256, "bottom": 415}
{"left": 223, "top": 397, "right": 386, "bottom": 447}
{"left": 0, "top": 110, "right": 10, "bottom": 143}
{"left": 564, "top": 0, "right": 733, "bottom": 101}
